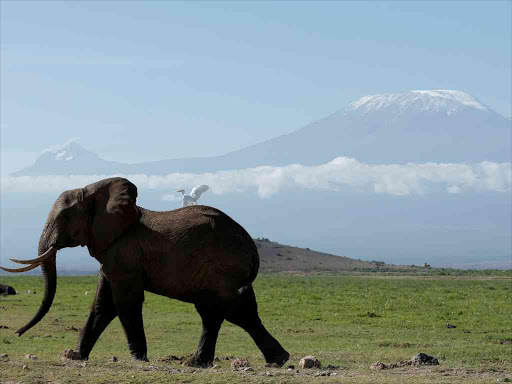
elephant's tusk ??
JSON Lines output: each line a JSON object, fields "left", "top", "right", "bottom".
{"left": 9, "top": 246, "right": 56, "bottom": 265}
{"left": 0, "top": 263, "right": 41, "bottom": 273}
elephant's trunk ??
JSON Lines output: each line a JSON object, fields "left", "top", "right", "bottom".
{"left": 16, "top": 237, "right": 58, "bottom": 336}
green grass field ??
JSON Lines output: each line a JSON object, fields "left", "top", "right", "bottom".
{"left": 1, "top": 274, "right": 511, "bottom": 383}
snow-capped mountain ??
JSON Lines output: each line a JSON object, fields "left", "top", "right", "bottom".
{"left": 347, "top": 90, "right": 488, "bottom": 116}
{"left": 12, "top": 140, "right": 120, "bottom": 176}
{"left": 13, "top": 90, "right": 511, "bottom": 176}
{"left": 210, "top": 89, "right": 509, "bottom": 168}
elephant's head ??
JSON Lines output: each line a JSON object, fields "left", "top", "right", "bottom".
{"left": 0, "top": 177, "right": 138, "bottom": 336}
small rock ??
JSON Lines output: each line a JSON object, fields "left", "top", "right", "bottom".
{"left": 411, "top": 353, "right": 439, "bottom": 366}
{"left": 299, "top": 355, "right": 321, "bottom": 369}
{"left": 446, "top": 323, "right": 456, "bottom": 329}
{"left": 370, "top": 361, "right": 387, "bottom": 370}
{"left": 0, "top": 353, "right": 9, "bottom": 361}
{"left": 231, "top": 358, "right": 250, "bottom": 369}
{"left": 85, "top": 291, "right": 88, "bottom": 296}
{"left": 61, "top": 349, "right": 82, "bottom": 360}
{"left": 111, "top": 356, "right": 118, "bottom": 362}
{"left": 266, "top": 371, "right": 273, "bottom": 376}
{"left": 314, "top": 371, "right": 330, "bottom": 377}
{"left": 22, "top": 365, "right": 29, "bottom": 370}
{"left": 243, "top": 367, "right": 254, "bottom": 372}
{"left": 286, "top": 364, "right": 295, "bottom": 370}
{"left": 81, "top": 362, "right": 87, "bottom": 368}
{"left": 25, "top": 354, "right": 38, "bottom": 360}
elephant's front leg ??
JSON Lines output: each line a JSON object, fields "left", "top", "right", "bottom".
{"left": 63, "top": 272, "right": 117, "bottom": 360}
{"left": 110, "top": 274, "right": 148, "bottom": 361}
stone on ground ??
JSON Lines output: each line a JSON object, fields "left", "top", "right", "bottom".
{"left": 411, "top": 353, "right": 439, "bottom": 365}
{"left": 231, "top": 358, "right": 250, "bottom": 369}
{"left": 299, "top": 355, "right": 321, "bottom": 369}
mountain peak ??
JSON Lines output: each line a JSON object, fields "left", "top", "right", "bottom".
{"left": 347, "top": 89, "right": 488, "bottom": 116}
{"left": 40, "top": 139, "right": 91, "bottom": 162}
{"left": 12, "top": 140, "right": 118, "bottom": 176}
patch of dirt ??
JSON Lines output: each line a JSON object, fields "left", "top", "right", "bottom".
{"left": 156, "top": 355, "right": 184, "bottom": 363}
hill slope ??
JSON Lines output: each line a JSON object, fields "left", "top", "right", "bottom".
{"left": 254, "top": 238, "right": 413, "bottom": 274}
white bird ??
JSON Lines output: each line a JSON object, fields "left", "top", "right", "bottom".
{"left": 177, "top": 185, "right": 209, "bottom": 207}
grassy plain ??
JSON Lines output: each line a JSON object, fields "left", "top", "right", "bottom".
{"left": 1, "top": 273, "right": 511, "bottom": 383}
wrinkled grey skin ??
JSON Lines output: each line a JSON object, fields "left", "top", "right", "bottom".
{"left": 9, "top": 177, "right": 289, "bottom": 367}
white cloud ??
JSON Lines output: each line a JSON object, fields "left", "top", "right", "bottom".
{"left": 1, "top": 157, "right": 510, "bottom": 198}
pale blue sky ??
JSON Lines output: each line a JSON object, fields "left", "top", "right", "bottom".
{"left": 1, "top": 1, "right": 511, "bottom": 174}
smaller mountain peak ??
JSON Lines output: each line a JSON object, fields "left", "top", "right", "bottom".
{"left": 38, "top": 139, "right": 100, "bottom": 162}
{"left": 12, "top": 140, "right": 116, "bottom": 176}
{"left": 41, "top": 138, "right": 82, "bottom": 156}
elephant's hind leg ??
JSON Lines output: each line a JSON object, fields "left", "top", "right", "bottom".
{"left": 226, "top": 285, "right": 289, "bottom": 366}
{"left": 184, "top": 304, "right": 224, "bottom": 368}
{"left": 64, "top": 272, "right": 117, "bottom": 360}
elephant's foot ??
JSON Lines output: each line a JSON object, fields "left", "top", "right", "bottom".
{"left": 265, "top": 350, "right": 290, "bottom": 367}
{"left": 61, "top": 349, "right": 86, "bottom": 361}
{"left": 130, "top": 352, "right": 149, "bottom": 362}
{"left": 183, "top": 353, "right": 213, "bottom": 368}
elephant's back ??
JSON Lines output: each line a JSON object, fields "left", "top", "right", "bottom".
{"left": 138, "top": 206, "right": 259, "bottom": 297}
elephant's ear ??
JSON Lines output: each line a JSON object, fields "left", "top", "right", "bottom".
{"left": 87, "top": 178, "right": 138, "bottom": 255}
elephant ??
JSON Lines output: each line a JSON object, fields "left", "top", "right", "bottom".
{"left": 1, "top": 177, "right": 289, "bottom": 367}
{"left": 0, "top": 283, "right": 16, "bottom": 295}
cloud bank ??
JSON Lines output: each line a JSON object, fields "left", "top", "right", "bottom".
{"left": 1, "top": 157, "right": 510, "bottom": 198}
